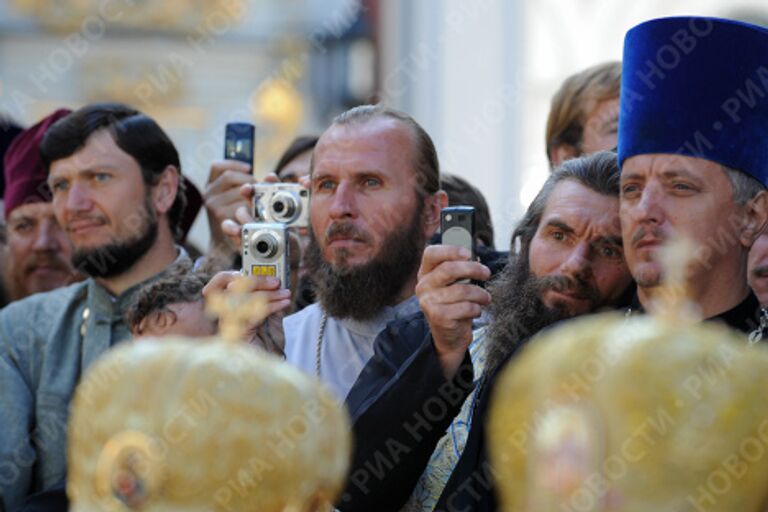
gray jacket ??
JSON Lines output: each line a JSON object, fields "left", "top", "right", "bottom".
{"left": 0, "top": 251, "right": 189, "bottom": 510}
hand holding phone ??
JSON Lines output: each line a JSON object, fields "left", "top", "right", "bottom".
{"left": 441, "top": 206, "right": 476, "bottom": 283}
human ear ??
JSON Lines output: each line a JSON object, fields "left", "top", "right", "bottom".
{"left": 423, "top": 190, "right": 448, "bottom": 238}
{"left": 740, "top": 190, "right": 768, "bottom": 248}
{"left": 549, "top": 144, "right": 579, "bottom": 168}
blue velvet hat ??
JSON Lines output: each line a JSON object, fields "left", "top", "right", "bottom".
{"left": 618, "top": 16, "right": 768, "bottom": 185}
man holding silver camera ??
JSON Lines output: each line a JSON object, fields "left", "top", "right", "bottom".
{"left": 206, "top": 104, "right": 448, "bottom": 400}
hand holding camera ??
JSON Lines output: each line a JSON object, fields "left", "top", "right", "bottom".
{"left": 205, "top": 159, "right": 252, "bottom": 255}
{"left": 203, "top": 271, "right": 292, "bottom": 323}
{"left": 202, "top": 271, "right": 292, "bottom": 354}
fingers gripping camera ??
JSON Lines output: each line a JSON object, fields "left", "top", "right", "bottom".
{"left": 242, "top": 223, "right": 290, "bottom": 287}
{"left": 252, "top": 183, "right": 310, "bottom": 228}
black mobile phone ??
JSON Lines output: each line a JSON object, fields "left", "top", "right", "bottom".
{"left": 441, "top": 206, "right": 476, "bottom": 260}
{"left": 224, "top": 122, "right": 255, "bottom": 166}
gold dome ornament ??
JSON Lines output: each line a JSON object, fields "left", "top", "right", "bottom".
{"left": 67, "top": 276, "right": 351, "bottom": 511}
{"left": 488, "top": 239, "right": 768, "bottom": 511}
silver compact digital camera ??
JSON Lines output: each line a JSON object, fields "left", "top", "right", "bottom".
{"left": 252, "top": 183, "right": 310, "bottom": 228}
{"left": 241, "top": 222, "right": 290, "bottom": 287}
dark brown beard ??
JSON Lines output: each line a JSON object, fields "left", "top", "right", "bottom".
{"left": 484, "top": 252, "right": 573, "bottom": 375}
{"left": 304, "top": 205, "right": 426, "bottom": 321}
{"left": 484, "top": 246, "right": 628, "bottom": 374}
{"left": 72, "top": 194, "right": 158, "bottom": 279}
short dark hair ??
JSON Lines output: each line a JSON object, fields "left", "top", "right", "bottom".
{"left": 324, "top": 104, "right": 440, "bottom": 198}
{"left": 512, "top": 150, "right": 620, "bottom": 253}
{"left": 39, "top": 102, "right": 187, "bottom": 241}
{"left": 125, "top": 262, "right": 210, "bottom": 333}
{"left": 440, "top": 173, "right": 495, "bottom": 249}
{"left": 274, "top": 136, "right": 319, "bottom": 177}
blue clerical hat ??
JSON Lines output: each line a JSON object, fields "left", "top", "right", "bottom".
{"left": 618, "top": 16, "right": 768, "bottom": 185}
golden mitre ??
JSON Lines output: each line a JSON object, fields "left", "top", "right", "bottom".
{"left": 488, "top": 312, "right": 768, "bottom": 512}
{"left": 67, "top": 281, "right": 350, "bottom": 511}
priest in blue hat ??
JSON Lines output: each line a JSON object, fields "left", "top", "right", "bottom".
{"left": 618, "top": 16, "right": 768, "bottom": 335}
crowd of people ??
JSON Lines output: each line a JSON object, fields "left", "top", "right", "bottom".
{"left": 1, "top": 14, "right": 768, "bottom": 512}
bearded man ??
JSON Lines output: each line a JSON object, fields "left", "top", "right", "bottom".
{"left": 0, "top": 103, "right": 189, "bottom": 509}
{"left": 339, "top": 151, "right": 634, "bottom": 511}
{"left": 207, "top": 105, "right": 447, "bottom": 400}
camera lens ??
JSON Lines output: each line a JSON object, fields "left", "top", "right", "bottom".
{"left": 251, "top": 232, "right": 278, "bottom": 258}
{"left": 271, "top": 191, "right": 298, "bottom": 223}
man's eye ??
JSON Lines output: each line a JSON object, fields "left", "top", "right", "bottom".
{"left": 94, "top": 173, "right": 111, "bottom": 182}
{"left": 621, "top": 184, "right": 639, "bottom": 196}
{"left": 552, "top": 231, "right": 565, "bottom": 241}
{"left": 363, "top": 178, "right": 381, "bottom": 187}
{"left": 672, "top": 182, "right": 694, "bottom": 191}
{"left": 600, "top": 246, "right": 622, "bottom": 258}
{"left": 50, "top": 180, "right": 68, "bottom": 192}
{"left": 318, "top": 180, "right": 335, "bottom": 190}
{"left": 11, "top": 222, "right": 31, "bottom": 233}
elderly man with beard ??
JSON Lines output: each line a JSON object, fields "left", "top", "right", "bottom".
{"left": 0, "top": 103, "right": 189, "bottom": 509}
{"left": 338, "top": 151, "right": 634, "bottom": 512}
{"left": 2, "top": 109, "right": 81, "bottom": 304}
{"left": 208, "top": 105, "right": 447, "bottom": 400}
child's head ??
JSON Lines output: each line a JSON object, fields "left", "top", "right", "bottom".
{"left": 126, "top": 265, "right": 216, "bottom": 338}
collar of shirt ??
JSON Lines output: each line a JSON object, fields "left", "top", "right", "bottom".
{"left": 85, "top": 246, "right": 191, "bottom": 324}
{"left": 627, "top": 291, "right": 761, "bottom": 334}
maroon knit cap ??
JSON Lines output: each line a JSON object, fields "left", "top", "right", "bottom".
{"left": 3, "top": 108, "right": 72, "bottom": 218}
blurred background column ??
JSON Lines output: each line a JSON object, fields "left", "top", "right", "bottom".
{"left": 378, "top": 0, "right": 523, "bottom": 250}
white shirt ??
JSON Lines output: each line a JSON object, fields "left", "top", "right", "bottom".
{"left": 283, "top": 296, "right": 421, "bottom": 399}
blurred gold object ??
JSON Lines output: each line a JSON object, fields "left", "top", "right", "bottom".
{"left": 68, "top": 340, "right": 350, "bottom": 511}
{"left": 10, "top": 0, "right": 246, "bottom": 33}
{"left": 206, "top": 274, "right": 269, "bottom": 342}
{"left": 68, "top": 283, "right": 350, "bottom": 511}
{"left": 489, "top": 238, "right": 768, "bottom": 511}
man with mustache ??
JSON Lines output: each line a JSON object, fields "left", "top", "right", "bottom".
{"left": 0, "top": 103, "right": 190, "bottom": 509}
{"left": 339, "top": 151, "right": 634, "bottom": 511}
{"left": 617, "top": 16, "right": 768, "bottom": 334}
{"left": 209, "top": 105, "right": 448, "bottom": 400}
{"left": 2, "top": 109, "right": 81, "bottom": 304}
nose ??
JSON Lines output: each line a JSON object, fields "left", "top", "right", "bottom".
{"left": 560, "top": 241, "right": 593, "bottom": 280}
{"left": 328, "top": 180, "right": 358, "bottom": 220}
{"left": 630, "top": 182, "right": 664, "bottom": 226}
{"left": 64, "top": 182, "right": 93, "bottom": 213}
{"left": 32, "top": 217, "right": 62, "bottom": 251}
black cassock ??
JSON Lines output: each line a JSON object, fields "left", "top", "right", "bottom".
{"left": 339, "top": 291, "right": 763, "bottom": 512}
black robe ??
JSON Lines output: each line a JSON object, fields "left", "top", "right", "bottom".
{"left": 341, "top": 292, "right": 763, "bottom": 512}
